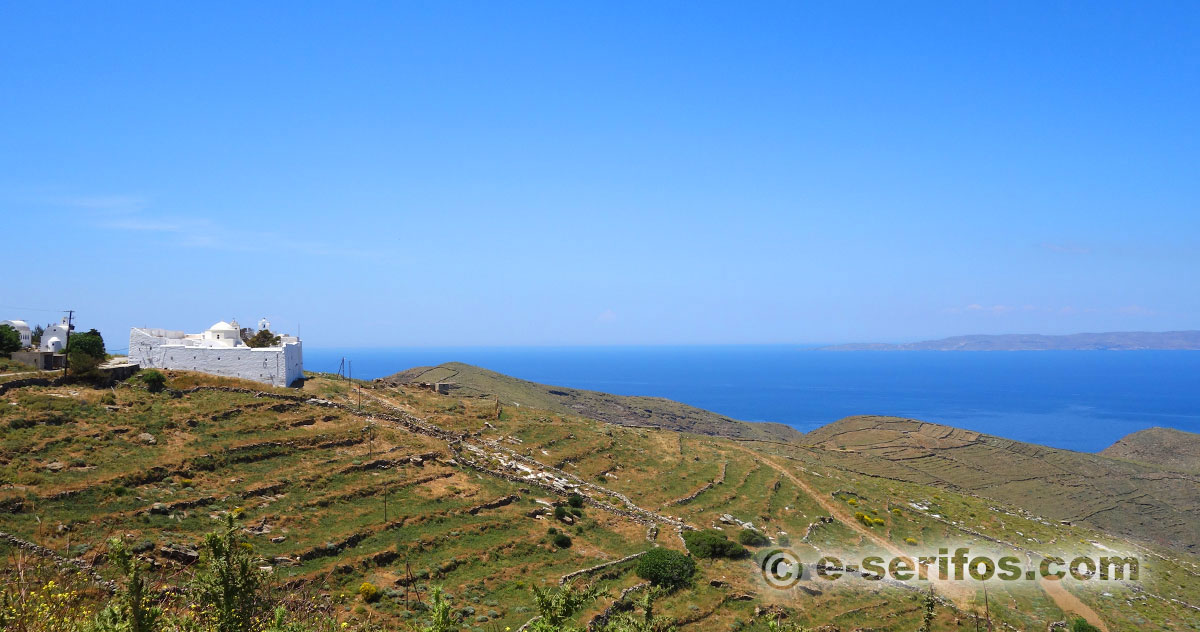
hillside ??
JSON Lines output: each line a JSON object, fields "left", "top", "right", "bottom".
{"left": 804, "top": 416, "right": 1200, "bottom": 555}
{"left": 1, "top": 371, "right": 1198, "bottom": 630}
{"left": 381, "top": 362, "right": 806, "bottom": 443}
{"left": 818, "top": 330, "right": 1200, "bottom": 351}
{"left": 1101, "top": 426, "right": 1200, "bottom": 472}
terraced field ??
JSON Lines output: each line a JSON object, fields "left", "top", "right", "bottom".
{"left": 2, "top": 372, "right": 1198, "bottom": 630}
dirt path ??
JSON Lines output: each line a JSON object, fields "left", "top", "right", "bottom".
{"left": 1038, "top": 576, "right": 1109, "bottom": 631}
{"left": 729, "top": 446, "right": 971, "bottom": 604}
{"left": 735, "top": 445, "right": 1109, "bottom": 630}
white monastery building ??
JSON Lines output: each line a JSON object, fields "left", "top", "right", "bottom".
{"left": 0, "top": 320, "right": 33, "bottom": 348}
{"left": 41, "top": 317, "right": 71, "bottom": 352}
{"left": 129, "top": 319, "right": 303, "bottom": 387}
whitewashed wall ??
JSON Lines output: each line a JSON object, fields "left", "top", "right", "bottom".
{"left": 129, "top": 328, "right": 303, "bottom": 387}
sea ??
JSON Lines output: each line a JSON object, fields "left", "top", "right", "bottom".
{"left": 304, "top": 346, "right": 1200, "bottom": 454}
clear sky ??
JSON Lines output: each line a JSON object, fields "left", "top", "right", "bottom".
{"left": 2, "top": 2, "right": 1197, "bottom": 348}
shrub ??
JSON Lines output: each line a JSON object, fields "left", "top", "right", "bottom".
{"left": 140, "top": 369, "right": 167, "bottom": 393}
{"left": 191, "top": 515, "right": 266, "bottom": 632}
{"left": 554, "top": 505, "right": 568, "bottom": 520}
{"left": 0, "top": 324, "right": 20, "bottom": 357}
{"left": 552, "top": 533, "right": 573, "bottom": 548}
{"left": 891, "top": 508, "right": 903, "bottom": 516}
{"left": 567, "top": 493, "right": 584, "bottom": 508}
{"left": 853, "top": 513, "right": 886, "bottom": 527}
{"left": 635, "top": 547, "right": 696, "bottom": 588}
{"left": 1071, "top": 619, "right": 1101, "bottom": 632}
{"left": 905, "top": 537, "right": 918, "bottom": 546}
{"left": 359, "top": 581, "right": 380, "bottom": 603}
{"left": 682, "top": 529, "right": 747, "bottom": 559}
{"left": 737, "top": 528, "right": 769, "bottom": 547}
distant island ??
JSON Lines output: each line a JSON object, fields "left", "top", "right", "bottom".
{"left": 818, "top": 330, "right": 1200, "bottom": 351}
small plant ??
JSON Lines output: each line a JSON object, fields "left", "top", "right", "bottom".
{"left": 905, "top": 537, "right": 918, "bottom": 546}
{"left": 358, "top": 581, "right": 380, "bottom": 603}
{"left": 528, "top": 581, "right": 604, "bottom": 632}
{"left": 567, "top": 493, "right": 584, "bottom": 508}
{"left": 553, "top": 533, "right": 573, "bottom": 548}
{"left": 422, "top": 586, "right": 459, "bottom": 632}
{"left": 1071, "top": 618, "right": 1101, "bottom": 632}
{"left": 554, "top": 505, "right": 569, "bottom": 520}
{"left": 891, "top": 508, "right": 903, "bottom": 516}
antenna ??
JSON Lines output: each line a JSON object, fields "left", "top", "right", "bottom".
{"left": 62, "top": 310, "right": 74, "bottom": 376}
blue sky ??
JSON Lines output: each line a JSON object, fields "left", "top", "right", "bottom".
{"left": 2, "top": 2, "right": 1197, "bottom": 348}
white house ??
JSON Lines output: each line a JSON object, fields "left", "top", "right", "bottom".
{"left": 128, "top": 319, "right": 303, "bottom": 387}
{"left": 1, "top": 320, "right": 32, "bottom": 348}
{"left": 41, "top": 317, "right": 72, "bottom": 352}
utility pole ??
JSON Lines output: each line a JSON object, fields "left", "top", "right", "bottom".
{"left": 62, "top": 310, "right": 74, "bottom": 377}
{"left": 984, "top": 587, "right": 992, "bottom": 631}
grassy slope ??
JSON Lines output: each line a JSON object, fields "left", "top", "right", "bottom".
{"left": 382, "top": 362, "right": 805, "bottom": 444}
{"left": 1, "top": 373, "right": 1197, "bottom": 630}
{"left": 804, "top": 415, "right": 1200, "bottom": 556}
{"left": 1100, "top": 427, "right": 1200, "bottom": 473}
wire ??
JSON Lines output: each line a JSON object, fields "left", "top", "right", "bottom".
{"left": 0, "top": 304, "right": 69, "bottom": 313}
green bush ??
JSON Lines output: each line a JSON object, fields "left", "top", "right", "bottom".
{"left": 552, "top": 533, "right": 572, "bottom": 548}
{"left": 682, "top": 529, "right": 747, "bottom": 559}
{"left": 737, "top": 528, "right": 769, "bottom": 546}
{"left": 140, "top": 369, "right": 167, "bottom": 393}
{"left": 635, "top": 547, "right": 696, "bottom": 588}
{"left": 554, "top": 505, "right": 568, "bottom": 520}
{"left": 567, "top": 493, "right": 584, "bottom": 508}
{"left": 1071, "top": 619, "right": 1101, "bottom": 632}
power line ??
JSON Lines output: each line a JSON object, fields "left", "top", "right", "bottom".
{"left": 0, "top": 304, "right": 71, "bottom": 313}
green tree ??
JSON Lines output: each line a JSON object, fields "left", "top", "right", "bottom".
{"left": 191, "top": 515, "right": 266, "bottom": 632}
{"left": 244, "top": 329, "right": 282, "bottom": 348}
{"left": 31, "top": 324, "right": 43, "bottom": 347}
{"left": 0, "top": 324, "right": 21, "bottom": 357}
{"left": 67, "top": 328, "right": 107, "bottom": 381}
{"left": 634, "top": 548, "right": 696, "bottom": 589}
{"left": 528, "top": 581, "right": 605, "bottom": 632}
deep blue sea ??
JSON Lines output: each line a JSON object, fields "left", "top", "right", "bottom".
{"left": 304, "top": 346, "right": 1200, "bottom": 453}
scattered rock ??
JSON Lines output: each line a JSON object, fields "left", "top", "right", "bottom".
{"left": 137, "top": 432, "right": 157, "bottom": 445}
{"left": 159, "top": 543, "right": 199, "bottom": 564}
{"left": 46, "top": 461, "right": 65, "bottom": 472}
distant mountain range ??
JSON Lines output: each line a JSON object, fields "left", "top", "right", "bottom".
{"left": 818, "top": 330, "right": 1200, "bottom": 351}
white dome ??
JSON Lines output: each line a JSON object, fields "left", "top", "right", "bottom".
{"left": 3, "top": 320, "right": 29, "bottom": 329}
{"left": 208, "top": 321, "right": 238, "bottom": 332}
